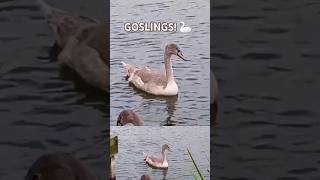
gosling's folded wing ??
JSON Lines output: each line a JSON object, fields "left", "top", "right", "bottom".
{"left": 135, "top": 69, "right": 167, "bottom": 86}
{"left": 146, "top": 153, "right": 164, "bottom": 164}
{"left": 58, "top": 38, "right": 108, "bottom": 91}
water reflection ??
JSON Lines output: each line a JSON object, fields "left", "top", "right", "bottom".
{"left": 160, "top": 168, "right": 168, "bottom": 180}
{"left": 130, "top": 84, "right": 178, "bottom": 126}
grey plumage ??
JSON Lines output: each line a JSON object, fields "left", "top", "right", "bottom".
{"left": 37, "top": 0, "right": 108, "bottom": 91}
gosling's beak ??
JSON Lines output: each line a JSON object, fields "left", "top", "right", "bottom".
{"left": 168, "top": 147, "right": 172, "bottom": 152}
{"left": 177, "top": 50, "right": 188, "bottom": 61}
{"left": 117, "top": 117, "right": 123, "bottom": 126}
{"left": 116, "top": 120, "right": 122, "bottom": 126}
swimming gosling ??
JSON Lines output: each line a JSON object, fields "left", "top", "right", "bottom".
{"left": 141, "top": 174, "right": 152, "bottom": 180}
{"left": 117, "top": 110, "right": 143, "bottom": 126}
{"left": 24, "top": 152, "right": 98, "bottom": 180}
{"left": 122, "top": 43, "right": 187, "bottom": 96}
{"left": 144, "top": 144, "right": 172, "bottom": 169}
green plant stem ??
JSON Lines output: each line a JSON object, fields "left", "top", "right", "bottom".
{"left": 187, "top": 148, "right": 204, "bottom": 180}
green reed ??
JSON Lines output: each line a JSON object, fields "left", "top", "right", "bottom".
{"left": 187, "top": 148, "right": 204, "bottom": 180}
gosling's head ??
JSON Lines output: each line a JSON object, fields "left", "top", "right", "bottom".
{"left": 141, "top": 174, "right": 152, "bottom": 180}
{"left": 162, "top": 144, "right": 172, "bottom": 152}
{"left": 117, "top": 110, "right": 143, "bottom": 126}
{"left": 165, "top": 43, "right": 187, "bottom": 61}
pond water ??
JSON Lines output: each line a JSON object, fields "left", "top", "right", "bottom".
{"left": 111, "top": 126, "right": 210, "bottom": 179}
{"left": 213, "top": 0, "right": 320, "bottom": 179}
{"left": 110, "top": 0, "right": 210, "bottom": 126}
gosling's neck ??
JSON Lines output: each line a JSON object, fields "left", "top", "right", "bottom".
{"left": 161, "top": 148, "right": 166, "bottom": 162}
{"left": 164, "top": 53, "right": 174, "bottom": 85}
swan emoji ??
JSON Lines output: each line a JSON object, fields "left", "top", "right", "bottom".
{"left": 179, "top": 22, "right": 191, "bottom": 33}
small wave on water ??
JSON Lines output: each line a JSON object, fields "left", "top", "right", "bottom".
{"left": 213, "top": 0, "right": 320, "bottom": 179}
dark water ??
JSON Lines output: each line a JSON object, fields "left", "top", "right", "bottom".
{"left": 110, "top": 0, "right": 210, "bottom": 126}
{"left": 0, "top": 0, "right": 107, "bottom": 179}
{"left": 111, "top": 126, "right": 210, "bottom": 179}
{"left": 213, "top": 0, "right": 320, "bottom": 179}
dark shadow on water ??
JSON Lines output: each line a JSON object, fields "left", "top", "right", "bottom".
{"left": 128, "top": 82, "right": 178, "bottom": 126}
{"left": 211, "top": 102, "right": 219, "bottom": 127}
{"left": 49, "top": 43, "right": 61, "bottom": 62}
{"left": 58, "top": 65, "right": 108, "bottom": 103}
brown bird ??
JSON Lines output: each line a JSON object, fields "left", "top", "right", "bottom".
{"left": 143, "top": 144, "right": 172, "bottom": 169}
{"left": 141, "top": 174, "right": 152, "bottom": 180}
{"left": 24, "top": 153, "right": 98, "bottom": 180}
{"left": 117, "top": 110, "right": 144, "bottom": 126}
